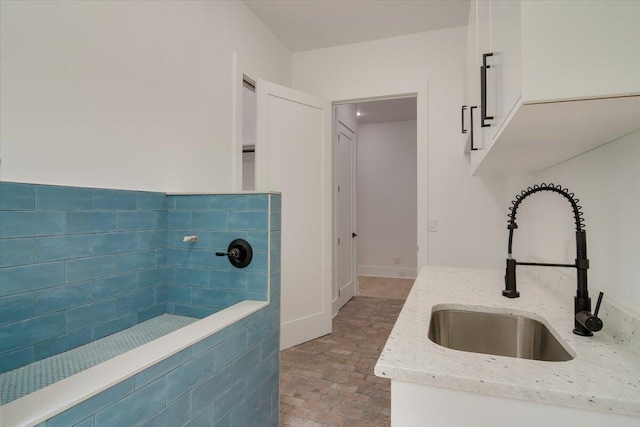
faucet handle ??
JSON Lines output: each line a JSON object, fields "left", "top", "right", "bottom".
{"left": 575, "top": 292, "right": 604, "bottom": 335}
{"left": 594, "top": 291, "right": 604, "bottom": 317}
{"left": 215, "top": 239, "right": 253, "bottom": 269}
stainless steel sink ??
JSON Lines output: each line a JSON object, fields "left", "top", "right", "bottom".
{"left": 428, "top": 308, "right": 574, "bottom": 362}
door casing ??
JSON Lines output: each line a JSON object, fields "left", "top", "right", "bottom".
{"left": 333, "top": 113, "right": 357, "bottom": 316}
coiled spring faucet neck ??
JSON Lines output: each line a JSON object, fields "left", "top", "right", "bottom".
{"left": 507, "top": 183, "right": 584, "bottom": 257}
{"left": 503, "top": 183, "right": 603, "bottom": 337}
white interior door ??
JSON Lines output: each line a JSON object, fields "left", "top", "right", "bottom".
{"left": 255, "top": 79, "right": 332, "bottom": 350}
{"left": 336, "top": 122, "right": 356, "bottom": 311}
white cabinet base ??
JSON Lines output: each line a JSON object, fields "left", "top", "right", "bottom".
{"left": 391, "top": 380, "right": 639, "bottom": 427}
{"left": 472, "top": 95, "right": 640, "bottom": 176}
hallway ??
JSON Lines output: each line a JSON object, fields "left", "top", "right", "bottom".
{"left": 279, "top": 277, "right": 412, "bottom": 426}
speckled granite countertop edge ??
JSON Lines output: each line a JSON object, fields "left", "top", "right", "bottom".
{"left": 374, "top": 266, "right": 640, "bottom": 417}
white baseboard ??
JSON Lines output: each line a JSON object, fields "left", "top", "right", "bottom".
{"left": 357, "top": 265, "right": 417, "bottom": 279}
{"left": 331, "top": 298, "right": 340, "bottom": 318}
{"left": 280, "top": 312, "right": 331, "bottom": 351}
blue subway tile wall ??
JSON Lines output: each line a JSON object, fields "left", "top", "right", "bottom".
{"left": 0, "top": 182, "right": 35, "bottom": 211}
{"left": 1, "top": 183, "right": 279, "bottom": 426}
{"left": 42, "top": 193, "right": 281, "bottom": 427}
{"left": 0, "top": 238, "right": 35, "bottom": 268}
{"left": 0, "top": 293, "right": 34, "bottom": 325}
{"left": 0, "top": 182, "right": 168, "bottom": 373}
{"left": 35, "top": 328, "right": 94, "bottom": 360}
{"left": 166, "top": 194, "right": 270, "bottom": 317}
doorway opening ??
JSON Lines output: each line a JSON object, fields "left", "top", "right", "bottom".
{"left": 246, "top": 78, "right": 424, "bottom": 348}
{"left": 332, "top": 96, "right": 418, "bottom": 315}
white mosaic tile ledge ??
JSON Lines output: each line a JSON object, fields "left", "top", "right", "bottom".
{"left": 374, "top": 266, "right": 640, "bottom": 417}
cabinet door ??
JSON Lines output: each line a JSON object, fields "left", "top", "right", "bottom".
{"left": 474, "top": 0, "right": 491, "bottom": 151}
{"left": 462, "top": 0, "right": 478, "bottom": 153}
{"left": 522, "top": 0, "right": 640, "bottom": 102}
{"left": 469, "top": 0, "right": 489, "bottom": 169}
{"left": 487, "top": 0, "right": 523, "bottom": 143}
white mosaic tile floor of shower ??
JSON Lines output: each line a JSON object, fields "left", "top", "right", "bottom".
{"left": 0, "top": 314, "right": 197, "bottom": 404}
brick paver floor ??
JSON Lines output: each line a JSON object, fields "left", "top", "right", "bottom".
{"left": 279, "top": 296, "right": 405, "bottom": 426}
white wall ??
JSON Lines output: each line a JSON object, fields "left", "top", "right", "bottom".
{"left": 293, "top": 27, "right": 508, "bottom": 269}
{"left": 513, "top": 131, "right": 640, "bottom": 311}
{"left": 242, "top": 152, "right": 255, "bottom": 192}
{"left": 0, "top": 0, "right": 291, "bottom": 192}
{"left": 357, "top": 120, "right": 417, "bottom": 278}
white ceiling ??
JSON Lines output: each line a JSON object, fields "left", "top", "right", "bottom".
{"left": 244, "top": 0, "right": 470, "bottom": 52}
{"left": 355, "top": 97, "right": 417, "bottom": 125}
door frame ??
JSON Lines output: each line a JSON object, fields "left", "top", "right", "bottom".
{"left": 331, "top": 79, "right": 429, "bottom": 294}
{"left": 233, "top": 71, "right": 429, "bottom": 334}
{"left": 332, "top": 112, "right": 357, "bottom": 316}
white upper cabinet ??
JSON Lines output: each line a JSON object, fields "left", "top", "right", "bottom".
{"left": 465, "top": 0, "right": 640, "bottom": 176}
{"left": 484, "top": 0, "right": 521, "bottom": 144}
{"left": 463, "top": 0, "right": 491, "bottom": 157}
{"left": 521, "top": 1, "right": 639, "bottom": 102}
{"left": 461, "top": 0, "right": 477, "bottom": 154}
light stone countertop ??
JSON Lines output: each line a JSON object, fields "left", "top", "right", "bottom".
{"left": 374, "top": 266, "right": 640, "bottom": 416}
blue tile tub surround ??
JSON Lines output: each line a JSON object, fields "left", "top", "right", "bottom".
{"left": 166, "top": 194, "right": 270, "bottom": 318}
{"left": 0, "top": 182, "right": 168, "bottom": 373}
{"left": 1, "top": 183, "right": 279, "bottom": 425}
{"left": 38, "top": 193, "right": 281, "bottom": 427}
{"left": 44, "top": 303, "right": 280, "bottom": 427}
